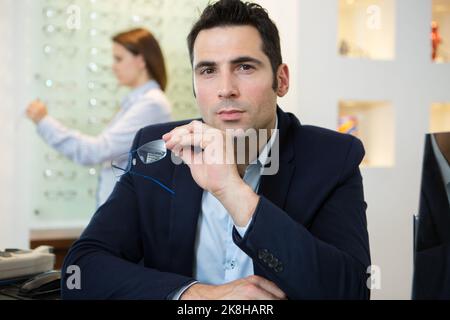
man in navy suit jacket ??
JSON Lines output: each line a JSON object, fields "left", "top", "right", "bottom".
{"left": 62, "top": 0, "right": 370, "bottom": 299}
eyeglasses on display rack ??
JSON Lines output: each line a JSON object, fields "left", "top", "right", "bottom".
{"left": 88, "top": 47, "right": 110, "bottom": 57}
{"left": 42, "top": 6, "right": 66, "bottom": 19}
{"left": 88, "top": 167, "right": 97, "bottom": 176}
{"left": 87, "top": 62, "right": 112, "bottom": 75}
{"left": 44, "top": 190, "right": 78, "bottom": 201}
{"left": 43, "top": 169, "right": 77, "bottom": 181}
{"left": 87, "top": 80, "right": 118, "bottom": 93}
{"left": 45, "top": 152, "right": 66, "bottom": 163}
{"left": 43, "top": 44, "right": 79, "bottom": 58}
{"left": 129, "top": 0, "right": 163, "bottom": 9}
{"left": 88, "top": 28, "right": 111, "bottom": 38}
{"left": 56, "top": 117, "right": 79, "bottom": 127}
{"left": 88, "top": 98, "right": 119, "bottom": 110}
{"left": 88, "top": 10, "right": 119, "bottom": 23}
{"left": 87, "top": 188, "right": 96, "bottom": 198}
{"left": 35, "top": 74, "right": 78, "bottom": 91}
{"left": 129, "top": 14, "right": 163, "bottom": 27}
{"left": 43, "top": 0, "right": 76, "bottom": 7}
{"left": 87, "top": 115, "right": 111, "bottom": 125}
{"left": 87, "top": 0, "right": 121, "bottom": 10}
{"left": 44, "top": 99, "right": 78, "bottom": 109}
{"left": 42, "top": 24, "right": 77, "bottom": 37}
{"left": 54, "top": 116, "right": 112, "bottom": 127}
{"left": 45, "top": 79, "right": 78, "bottom": 90}
{"left": 111, "top": 139, "right": 175, "bottom": 195}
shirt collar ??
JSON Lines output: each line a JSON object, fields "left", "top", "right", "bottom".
{"left": 121, "top": 80, "right": 159, "bottom": 109}
{"left": 249, "top": 114, "right": 279, "bottom": 167}
{"left": 431, "top": 134, "right": 450, "bottom": 188}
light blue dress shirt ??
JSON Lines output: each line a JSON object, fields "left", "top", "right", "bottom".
{"left": 36, "top": 80, "right": 172, "bottom": 207}
{"left": 172, "top": 116, "right": 278, "bottom": 299}
{"left": 431, "top": 134, "right": 450, "bottom": 204}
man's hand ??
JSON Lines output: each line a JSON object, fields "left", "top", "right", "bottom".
{"left": 26, "top": 99, "right": 48, "bottom": 124}
{"left": 180, "top": 275, "right": 287, "bottom": 300}
{"left": 163, "top": 120, "right": 259, "bottom": 227}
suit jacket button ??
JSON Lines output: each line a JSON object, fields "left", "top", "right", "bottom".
{"left": 258, "top": 249, "right": 269, "bottom": 260}
{"left": 270, "top": 258, "right": 280, "bottom": 269}
{"left": 274, "top": 264, "right": 283, "bottom": 273}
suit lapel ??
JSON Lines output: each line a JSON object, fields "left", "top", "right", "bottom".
{"left": 168, "top": 162, "right": 203, "bottom": 276}
{"left": 254, "top": 107, "right": 296, "bottom": 277}
{"left": 259, "top": 107, "right": 295, "bottom": 209}
{"left": 259, "top": 162, "right": 295, "bottom": 210}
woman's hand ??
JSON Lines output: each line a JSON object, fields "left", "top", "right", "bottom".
{"left": 26, "top": 99, "right": 48, "bottom": 124}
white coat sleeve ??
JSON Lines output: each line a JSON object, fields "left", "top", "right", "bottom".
{"left": 36, "top": 98, "right": 171, "bottom": 166}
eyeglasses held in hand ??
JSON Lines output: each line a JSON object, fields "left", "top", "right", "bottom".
{"left": 111, "top": 139, "right": 174, "bottom": 195}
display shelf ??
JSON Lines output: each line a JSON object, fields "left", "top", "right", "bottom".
{"left": 338, "top": 0, "right": 395, "bottom": 60}
{"left": 430, "top": 102, "right": 450, "bottom": 132}
{"left": 338, "top": 100, "right": 395, "bottom": 167}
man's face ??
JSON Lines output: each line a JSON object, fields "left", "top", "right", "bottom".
{"left": 192, "top": 25, "right": 288, "bottom": 133}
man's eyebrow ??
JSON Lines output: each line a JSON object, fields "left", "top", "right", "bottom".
{"left": 230, "top": 56, "right": 263, "bottom": 65}
{"left": 194, "top": 61, "right": 216, "bottom": 71}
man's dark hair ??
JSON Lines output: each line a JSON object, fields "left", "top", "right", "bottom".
{"left": 187, "top": 0, "right": 282, "bottom": 90}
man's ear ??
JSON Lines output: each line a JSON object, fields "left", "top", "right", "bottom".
{"left": 276, "top": 64, "right": 289, "bottom": 97}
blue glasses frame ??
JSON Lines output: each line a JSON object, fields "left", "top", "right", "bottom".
{"left": 111, "top": 140, "right": 175, "bottom": 195}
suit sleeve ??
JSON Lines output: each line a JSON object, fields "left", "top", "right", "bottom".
{"left": 233, "top": 137, "right": 371, "bottom": 299}
{"left": 61, "top": 129, "right": 194, "bottom": 299}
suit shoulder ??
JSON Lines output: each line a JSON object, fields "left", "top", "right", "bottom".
{"left": 293, "top": 124, "right": 365, "bottom": 168}
{"left": 300, "top": 124, "right": 362, "bottom": 149}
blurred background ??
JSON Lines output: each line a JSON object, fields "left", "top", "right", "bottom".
{"left": 0, "top": 0, "right": 449, "bottom": 299}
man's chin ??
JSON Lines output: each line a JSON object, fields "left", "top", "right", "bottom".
{"left": 215, "top": 120, "right": 251, "bottom": 133}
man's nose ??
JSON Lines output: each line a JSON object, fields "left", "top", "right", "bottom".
{"left": 217, "top": 72, "right": 238, "bottom": 99}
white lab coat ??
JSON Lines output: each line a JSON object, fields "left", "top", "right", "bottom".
{"left": 36, "top": 80, "right": 172, "bottom": 207}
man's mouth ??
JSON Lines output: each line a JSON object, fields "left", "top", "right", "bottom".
{"left": 217, "top": 109, "right": 245, "bottom": 121}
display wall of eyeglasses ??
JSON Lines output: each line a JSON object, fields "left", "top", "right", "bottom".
{"left": 30, "top": 0, "right": 208, "bottom": 226}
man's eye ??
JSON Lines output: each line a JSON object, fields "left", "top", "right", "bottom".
{"left": 239, "top": 64, "right": 253, "bottom": 71}
{"left": 200, "top": 68, "right": 215, "bottom": 75}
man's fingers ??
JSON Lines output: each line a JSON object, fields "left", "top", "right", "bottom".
{"left": 163, "top": 120, "right": 214, "bottom": 144}
{"left": 163, "top": 120, "right": 203, "bottom": 139}
{"left": 174, "top": 145, "right": 204, "bottom": 168}
{"left": 166, "top": 132, "right": 220, "bottom": 151}
{"left": 248, "top": 286, "right": 279, "bottom": 300}
{"left": 166, "top": 132, "right": 202, "bottom": 151}
{"left": 246, "top": 276, "right": 286, "bottom": 300}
